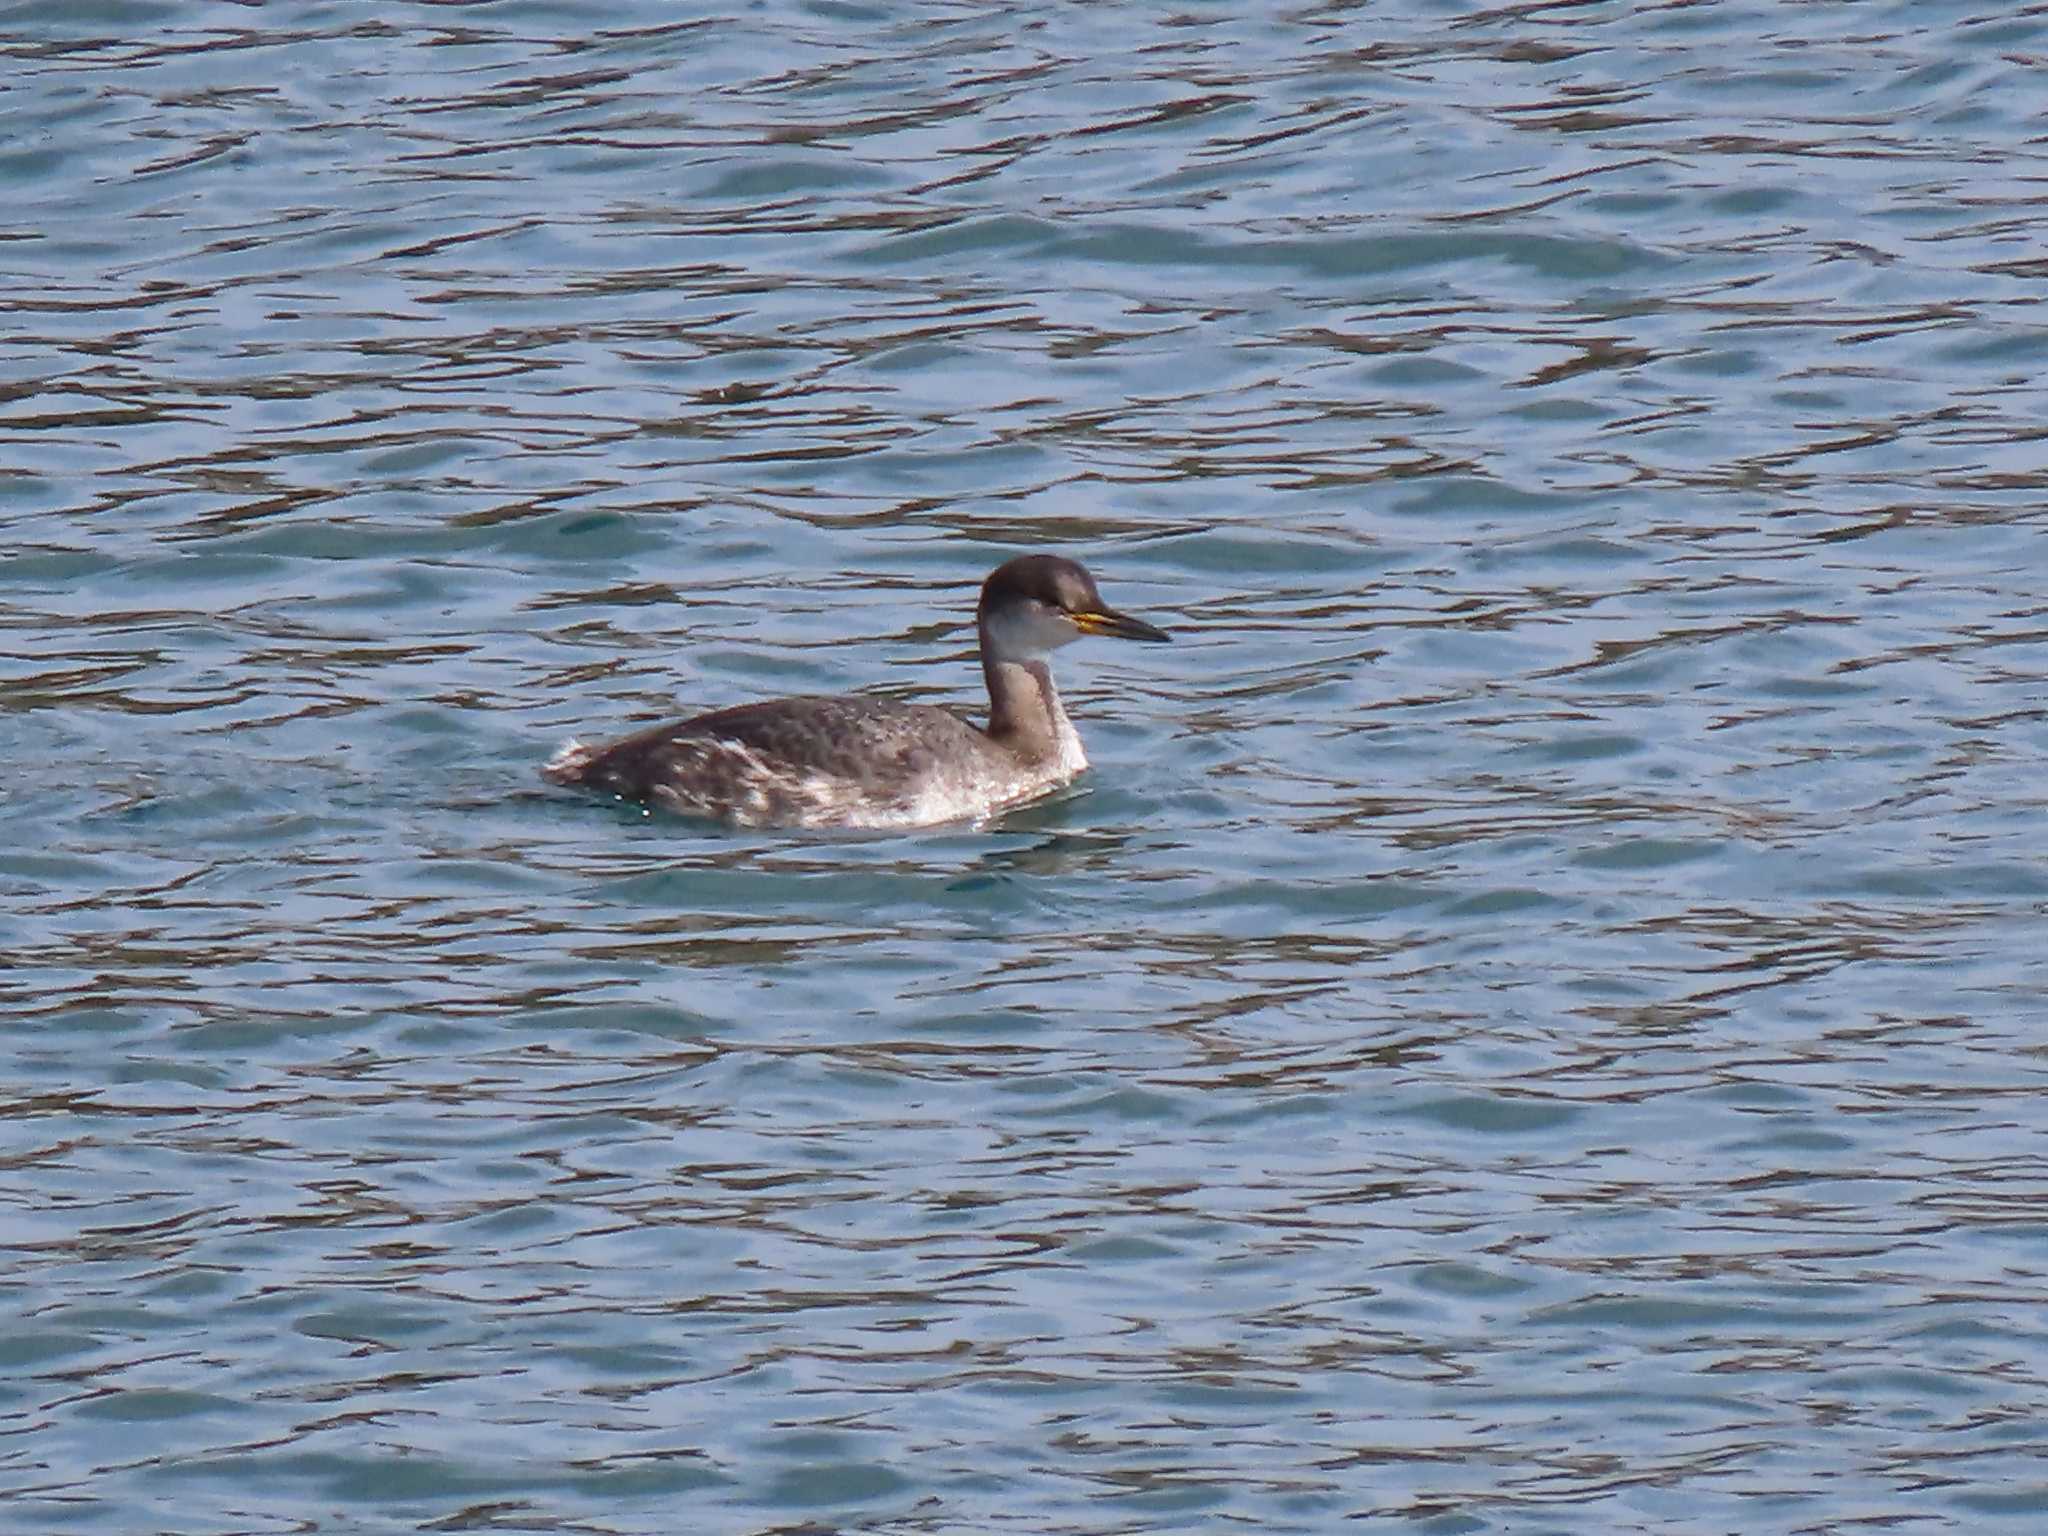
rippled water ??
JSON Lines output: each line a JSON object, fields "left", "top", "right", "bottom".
{"left": 5, "top": 2, "right": 2048, "bottom": 1532}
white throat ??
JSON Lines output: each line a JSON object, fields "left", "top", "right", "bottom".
{"left": 981, "top": 602, "right": 1078, "bottom": 665}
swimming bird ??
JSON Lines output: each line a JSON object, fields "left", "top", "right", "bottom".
{"left": 542, "top": 554, "right": 1171, "bottom": 829}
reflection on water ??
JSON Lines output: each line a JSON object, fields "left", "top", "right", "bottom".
{"left": 5, "top": 1, "right": 2048, "bottom": 1532}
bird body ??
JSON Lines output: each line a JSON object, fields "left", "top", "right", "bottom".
{"left": 542, "top": 554, "right": 1168, "bottom": 830}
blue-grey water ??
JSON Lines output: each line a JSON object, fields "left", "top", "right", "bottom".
{"left": 4, "top": 3, "right": 2047, "bottom": 1532}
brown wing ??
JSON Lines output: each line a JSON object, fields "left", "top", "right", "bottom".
{"left": 546, "top": 695, "right": 982, "bottom": 825}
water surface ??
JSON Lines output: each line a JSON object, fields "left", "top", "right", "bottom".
{"left": 4, "top": 3, "right": 2048, "bottom": 1533}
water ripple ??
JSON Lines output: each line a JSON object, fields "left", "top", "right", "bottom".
{"left": 5, "top": 1, "right": 2048, "bottom": 1533}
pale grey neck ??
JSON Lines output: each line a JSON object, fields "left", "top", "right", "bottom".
{"left": 981, "top": 646, "right": 1084, "bottom": 772}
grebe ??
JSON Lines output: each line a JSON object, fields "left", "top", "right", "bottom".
{"left": 542, "top": 554, "right": 1171, "bottom": 829}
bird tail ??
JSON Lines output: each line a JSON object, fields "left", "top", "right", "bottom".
{"left": 541, "top": 738, "right": 594, "bottom": 786}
